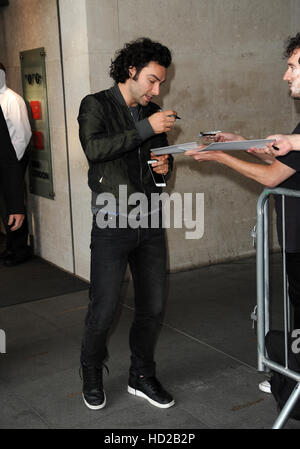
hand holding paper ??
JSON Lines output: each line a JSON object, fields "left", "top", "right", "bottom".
{"left": 185, "top": 146, "right": 222, "bottom": 163}
{"left": 259, "top": 134, "right": 293, "bottom": 156}
{"left": 152, "top": 142, "right": 198, "bottom": 155}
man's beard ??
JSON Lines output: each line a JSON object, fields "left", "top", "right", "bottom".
{"left": 290, "top": 92, "right": 300, "bottom": 100}
{"left": 289, "top": 79, "right": 300, "bottom": 98}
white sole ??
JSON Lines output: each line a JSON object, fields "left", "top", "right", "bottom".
{"left": 258, "top": 381, "right": 271, "bottom": 394}
{"left": 82, "top": 391, "right": 106, "bottom": 410}
{"left": 127, "top": 385, "right": 175, "bottom": 409}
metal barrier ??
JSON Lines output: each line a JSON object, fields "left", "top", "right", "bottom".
{"left": 256, "top": 187, "right": 300, "bottom": 429}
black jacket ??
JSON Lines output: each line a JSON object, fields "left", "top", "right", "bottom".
{"left": 78, "top": 85, "right": 173, "bottom": 205}
{"left": 0, "top": 106, "right": 24, "bottom": 215}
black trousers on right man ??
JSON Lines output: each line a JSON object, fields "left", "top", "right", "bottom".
{"left": 286, "top": 252, "right": 300, "bottom": 330}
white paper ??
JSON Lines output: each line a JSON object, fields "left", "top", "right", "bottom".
{"left": 152, "top": 142, "right": 198, "bottom": 155}
{"left": 200, "top": 139, "right": 274, "bottom": 152}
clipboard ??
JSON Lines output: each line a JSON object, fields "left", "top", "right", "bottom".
{"left": 151, "top": 142, "right": 198, "bottom": 155}
{"left": 199, "top": 139, "right": 274, "bottom": 152}
{"left": 151, "top": 139, "right": 274, "bottom": 155}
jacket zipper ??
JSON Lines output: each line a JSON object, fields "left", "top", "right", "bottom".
{"left": 138, "top": 146, "right": 146, "bottom": 194}
{"left": 137, "top": 107, "right": 146, "bottom": 194}
{"left": 129, "top": 107, "right": 146, "bottom": 195}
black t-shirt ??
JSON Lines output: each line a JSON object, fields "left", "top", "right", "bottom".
{"left": 275, "top": 122, "right": 300, "bottom": 252}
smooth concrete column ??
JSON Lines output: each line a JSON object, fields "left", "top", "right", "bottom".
{"left": 57, "top": 0, "right": 92, "bottom": 280}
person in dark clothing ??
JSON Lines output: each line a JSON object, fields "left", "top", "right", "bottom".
{"left": 265, "top": 330, "right": 300, "bottom": 420}
{"left": 0, "top": 62, "right": 31, "bottom": 266}
{"left": 78, "top": 37, "right": 177, "bottom": 411}
{"left": 185, "top": 33, "right": 300, "bottom": 394}
{"left": 0, "top": 105, "right": 24, "bottom": 231}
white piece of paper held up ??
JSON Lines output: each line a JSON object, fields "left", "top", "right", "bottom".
{"left": 199, "top": 139, "right": 274, "bottom": 152}
{"left": 151, "top": 142, "right": 198, "bottom": 155}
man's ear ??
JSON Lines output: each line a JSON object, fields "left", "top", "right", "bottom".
{"left": 128, "top": 66, "right": 137, "bottom": 79}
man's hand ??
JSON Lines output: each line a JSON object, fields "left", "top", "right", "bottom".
{"left": 8, "top": 214, "right": 24, "bottom": 231}
{"left": 246, "top": 144, "right": 275, "bottom": 164}
{"left": 246, "top": 134, "right": 291, "bottom": 161}
{"left": 185, "top": 145, "right": 224, "bottom": 162}
{"left": 214, "top": 132, "right": 245, "bottom": 142}
{"left": 150, "top": 152, "right": 169, "bottom": 175}
{"left": 264, "top": 134, "right": 293, "bottom": 156}
{"left": 148, "top": 110, "right": 177, "bottom": 134}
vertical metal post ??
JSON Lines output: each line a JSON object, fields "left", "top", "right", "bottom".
{"left": 256, "top": 191, "right": 267, "bottom": 371}
{"left": 282, "top": 195, "right": 289, "bottom": 369}
{"left": 264, "top": 199, "right": 270, "bottom": 336}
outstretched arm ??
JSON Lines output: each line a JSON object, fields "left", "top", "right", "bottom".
{"left": 185, "top": 148, "right": 295, "bottom": 188}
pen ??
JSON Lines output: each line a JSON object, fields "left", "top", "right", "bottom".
{"left": 199, "top": 131, "right": 222, "bottom": 137}
{"left": 159, "top": 108, "right": 181, "bottom": 120}
{"left": 168, "top": 114, "right": 181, "bottom": 120}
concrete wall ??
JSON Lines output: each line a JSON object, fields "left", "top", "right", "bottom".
{"left": 83, "top": 0, "right": 300, "bottom": 271}
{"left": 1, "top": 0, "right": 300, "bottom": 278}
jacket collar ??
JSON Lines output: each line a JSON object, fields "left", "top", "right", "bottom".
{"left": 109, "top": 84, "right": 128, "bottom": 107}
{"left": 109, "top": 84, "right": 149, "bottom": 120}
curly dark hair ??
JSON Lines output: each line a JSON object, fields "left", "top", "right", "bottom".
{"left": 284, "top": 33, "right": 300, "bottom": 61}
{"left": 109, "top": 37, "right": 172, "bottom": 83}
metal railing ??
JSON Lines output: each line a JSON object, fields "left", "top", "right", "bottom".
{"left": 256, "top": 187, "right": 300, "bottom": 429}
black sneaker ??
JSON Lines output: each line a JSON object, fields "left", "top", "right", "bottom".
{"left": 80, "top": 363, "right": 106, "bottom": 410}
{"left": 128, "top": 373, "right": 175, "bottom": 408}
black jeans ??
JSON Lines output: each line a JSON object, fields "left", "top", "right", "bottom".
{"left": 286, "top": 252, "right": 300, "bottom": 330}
{"left": 80, "top": 218, "right": 167, "bottom": 377}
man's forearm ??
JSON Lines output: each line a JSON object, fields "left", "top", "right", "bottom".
{"left": 215, "top": 152, "right": 289, "bottom": 188}
{"left": 248, "top": 150, "right": 275, "bottom": 164}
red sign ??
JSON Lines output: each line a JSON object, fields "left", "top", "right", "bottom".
{"left": 30, "top": 101, "right": 41, "bottom": 120}
{"left": 32, "top": 131, "right": 44, "bottom": 150}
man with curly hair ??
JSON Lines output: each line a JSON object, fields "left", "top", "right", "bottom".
{"left": 78, "top": 37, "right": 177, "bottom": 410}
{"left": 186, "top": 33, "right": 300, "bottom": 395}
